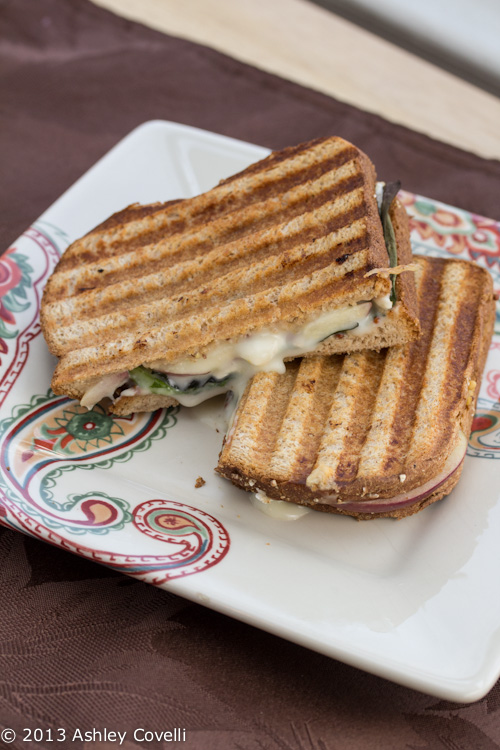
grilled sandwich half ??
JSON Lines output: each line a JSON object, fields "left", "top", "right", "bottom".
{"left": 217, "top": 256, "right": 495, "bottom": 519}
{"left": 41, "top": 136, "right": 420, "bottom": 414}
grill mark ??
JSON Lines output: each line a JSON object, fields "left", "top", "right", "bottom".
{"left": 49, "top": 236, "right": 369, "bottom": 353}
{"left": 210, "top": 171, "right": 364, "bottom": 250}
{"left": 220, "top": 137, "right": 331, "bottom": 186}
{"left": 121, "top": 194, "right": 365, "bottom": 293}
{"left": 277, "top": 358, "right": 344, "bottom": 484}
{"left": 219, "top": 136, "right": 350, "bottom": 185}
{"left": 56, "top": 148, "right": 361, "bottom": 271}
{"left": 174, "top": 147, "right": 359, "bottom": 233}
{"left": 45, "top": 205, "right": 367, "bottom": 324}
{"left": 355, "top": 344, "right": 409, "bottom": 480}
{"left": 60, "top": 164, "right": 362, "bottom": 275}
{"left": 52, "top": 232, "right": 368, "bottom": 332}
{"left": 333, "top": 351, "right": 386, "bottom": 484}
{"left": 221, "top": 146, "right": 360, "bottom": 207}
{"left": 383, "top": 258, "right": 447, "bottom": 474}
{"left": 305, "top": 353, "right": 368, "bottom": 490}
{"left": 45, "top": 167, "right": 365, "bottom": 305}
{"left": 51, "top": 175, "right": 362, "bottom": 282}
{"left": 70, "top": 173, "right": 365, "bottom": 299}
{"left": 406, "top": 262, "right": 475, "bottom": 466}
{"left": 254, "top": 365, "right": 302, "bottom": 477}
{"left": 86, "top": 201, "right": 181, "bottom": 236}
{"left": 221, "top": 371, "right": 280, "bottom": 475}
{"left": 230, "top": 367, "right": 301, "bottom": 478}
{"left": 430, "top": 271, "right": 484, "bottom": 442}
{"left": 275, "top": 264, "right": 380, "bottom": 322}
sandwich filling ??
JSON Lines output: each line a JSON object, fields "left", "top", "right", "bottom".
{"left": 80, "top": 183, "right": 400, "bottom": 410}
{"left": 80, "top": 298, "right": 389, "bottom": 408}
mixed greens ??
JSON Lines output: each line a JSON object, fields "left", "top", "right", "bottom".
{"left": 129, "top": 366, "right": 233, "bottom": 396}
{"left": 380, "top": 180, "right": 400, "bottom": 304}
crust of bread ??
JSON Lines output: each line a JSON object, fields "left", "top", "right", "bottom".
{"left": 109, "top": 392, "right": 178, "bottom": 415}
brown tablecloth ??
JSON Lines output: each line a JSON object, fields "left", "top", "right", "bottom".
{"left": 1, "top": 1, "right": 500, "bottom": 748}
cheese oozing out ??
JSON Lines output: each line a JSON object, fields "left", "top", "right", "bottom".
{"left": 80, "top": 372, "right": 129, "bottom": 409}
{"left": 80, "top": 298, "right": 392, "bottom": 409}
{"left": 250, "top": 491, "right": 311, "bottom": 520}
{"left": 163, "top": 301, "right": 373, "bottom": 376}
{"left": 127, "top": 300, "right": 389, "bottom": 407}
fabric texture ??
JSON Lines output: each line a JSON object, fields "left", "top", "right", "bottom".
{"left": 1, "top": 0, "right": 500, "bottom": 748}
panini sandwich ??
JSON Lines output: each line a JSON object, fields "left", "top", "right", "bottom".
{"left": 41, "top": 136, "right": 420, "bottom": 414}
{"left": 217, "top": 256, "right": 495, "bottom": 519}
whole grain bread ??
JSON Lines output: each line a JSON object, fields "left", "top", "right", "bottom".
{"left": 217, "top": 255, "right": 496, "bottom": 519}
{"left": 40, "top": 136, "right": 419, "bottom": 405}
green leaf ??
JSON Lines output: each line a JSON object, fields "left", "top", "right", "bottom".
{"left": 10, "top": 252, "right": 33, "bottom": 276}
{"left": 129, "top": 366, "right": 232, "bottom": 396}
{"left": 0, "top": 319, "right": 18, "bottom": 339}
{"left": 14, "top": 284, "right": 28, "bottom": 300}
{"left": 414, "top": 200, "right": 436, "bottom": 216}
{"left": 129, "top": 366, "right": 173, "bottom": 394}
{"left": 380, "top": 181, "right": 400, "bottom": 304}
{"left": 1, "top": 290, "right": 30, "bottom": 313}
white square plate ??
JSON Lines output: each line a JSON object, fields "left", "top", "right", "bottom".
{"left": 1, "top": 121, "right": 500, "bottom": 702}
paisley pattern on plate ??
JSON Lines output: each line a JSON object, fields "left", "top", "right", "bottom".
{"left": 0, "top": 390, "right": 174, "bottom": 535}
{"left": 131, "top": 498, "right": 230, "bottom": 577}
{"left": 402, "top": 191, "right": 500, "bottom": 271}
{"left": 0, "top": 498, "right": 230, "bottom": 584}
{"left": 0, "top": 389, "right": 230, "bottom": 581}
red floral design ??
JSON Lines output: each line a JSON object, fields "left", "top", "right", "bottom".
{"left": 0, "top": 249, "right": 22, "bottom": 325}
{"left": 0, "top": 249, "right": 22, "bottom": 295}
{"left": 402, "top": 191, "right": 500, "bottom": 268}
{"left": 0, "top": 246, "right": 34, "bottom": 368}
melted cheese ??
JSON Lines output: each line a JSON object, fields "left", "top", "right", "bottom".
{"left": 81, "top": 298, "right": 387, "bottom": 409}
{"left": 148, "top": 301, "right": 374, "bottom": 380}
{"left": 250, "top": 491, "right": 311, "bottom": 520}
{"left": 375, "top": 181, "right": 385, "bottom": 210}
{"left": 80, "top": 372, "right": 129, "bottom": 409}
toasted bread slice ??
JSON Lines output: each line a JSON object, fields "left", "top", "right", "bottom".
{"left": 41, "top": 136, "right": 419, "bottom": 411}
{"left": 217, "top": 256, "right": 495, "bottom": 519}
